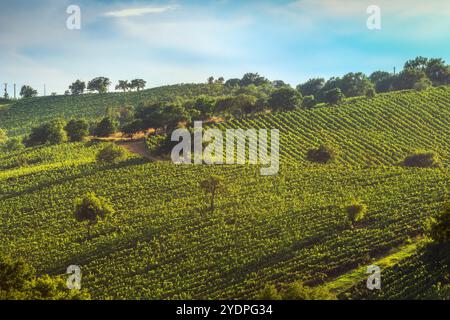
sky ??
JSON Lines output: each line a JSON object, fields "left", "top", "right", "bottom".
{"left": 1, "top": 0, "right": 450, "bottom": 96}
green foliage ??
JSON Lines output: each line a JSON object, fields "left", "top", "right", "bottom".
{"left": 122, "top": 120, "right": 145, "bottom": 138}
{"left": 414, "top": 78, "right": 432, "bottom": 91}
{"left": 87, "top": 77, "right": 111, "bottom": 94}
{"left": 268, "top": 87, "right": 302, "bottom": 112}
{"left": 0, "top": 255, "right": 90, "bottom": 300}
{"left": 346, "top": 201, "right": 368, "bottom": 226}
{"left": 200, "top": 175, "right": 227, "bottom": 212}
{"left": 428, "top": 203, "right": 450, "bottom": 244}
{"left": 283, "top": 282, "right": 336, "bottom": 300}
{"left": 20, "top": 85, "right": 38, "bottom": 98}
{"left": 24, "top": 119, "right": 67, "bottom": 147}
{"left": 94, "top": 117, "right": 118, "bottom": 137}
{"left": 96, "top": 143, "right": 126, "bottom": 164}
{"left": 297, "top": 78, "right": 325, "bottom": 97}
{"left": 301, "top": 95, "right": 316, "bottom": 109}
{"left": 0, "top": 128, "right": 6, "bottom": 144}
{"left": 240, "top": 73, "right": 270, "bottom": 87}
{"left": 306, "top": 145, "right": 335, "bottom": 164}
{"left": 256, "top": 285, "right": 282, "bottom": 300}
{"left": 324, "top": 88, "right": 344, "bottom": 105}
{"left": 365, "top": 87, "right": 376, "bottom": 98}
{"left": 403, "top": 151, "right": 441, "bottom": 168}
{"left": 339, "top": 72, "right": 374, "bottom": 98}
{"left": 65, "top": 119, "right": 89, "bottom": 142}
{"left": 69, "top": 80, "right": 86, "bottom": 95}
{"left": 1, "top": 137, "right": 24, "bottom": 153}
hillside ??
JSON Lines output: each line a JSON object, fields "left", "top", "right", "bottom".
{"left": 0, "top": 83, "right": 232, "bottom": 136}
{"left": 0, "top": 88, "right": 449, "bottom": 299}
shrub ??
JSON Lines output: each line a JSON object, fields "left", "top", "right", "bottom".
{"left": 306, "top": 145, "right": 335, "bottom": 163}
{"left": 414, "top": 78, "right": 432, "bottom": 91}
{"left": 256, "top": 285, "right": 282, "bottom": 300}
{"left": 65, "top": 119, "right": 89, "bottom": 142}
{"left": 282, "top": 282, "right": 336, "bottom": 300}
{"left": 428, "top": 202, "right": 450, "bottom": 244}
{"left": 24, "top": 119, "right": 67, "bottom": 147}
{"left": 302, "top": 95, "right": 316, "bottom": 109}
{"left": 346, "top": 201, "right": 368, "bottom": 226}
{"left": 94, "top": 117, "right": 118, "bottom": 137}
{"left": 365, "top": 87, "right": 376, "bottom": 98}
{"left": 403, "top": 151, "right": 440, "bottom": 168}
{"left": 96, "top": 143, "right": 126, "bottom": 164}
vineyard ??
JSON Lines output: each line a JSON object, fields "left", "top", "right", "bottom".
{"left": 0, "top": 87, "right": 449, "bottom": 299}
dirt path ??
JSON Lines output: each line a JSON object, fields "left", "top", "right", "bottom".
{"left": 116, "top": 139, "right": 162, "bottom": 162}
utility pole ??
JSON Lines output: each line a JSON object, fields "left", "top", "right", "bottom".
{"left": 393, "top": 67, "right": 396, "bottom": 75}
{"left": 44, "top": 84, "right": 46, "bottom": 96}
{"left": 14, "top": 84, "right": 16, "bottom": 99}
{"left": 3, "top": 83, "right": 7, "bottom": 99}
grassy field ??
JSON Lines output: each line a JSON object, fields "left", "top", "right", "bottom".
{"left": 0, "top": 87, "right": 449, "bottom": 299}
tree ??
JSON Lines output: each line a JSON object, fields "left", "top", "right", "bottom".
{"left": 96, "top": 143, "right": 127, "bottom": 164}
{"left": 65, "top": 119, "right": 89, "bottom": 142}
{"left": 122, "top": 120, "right": 145, "bottom": 139}
{"left": 297, "top": 78, "right": 325, "bottom": 97}
{"left": 115, "top": 80, "right": 130, "bottom": 92}
{"left": 257, "top": 285, "right": 282, "bottom": 300}
{"left": 268, "top": 87, "right": 302, "bottom": 112}
{"left": 302, "top": 95, "right": 316, "bottom": 109}
{"left": 20, "top": 85, "right": 38, "bottom": 98}
{"left": 425, "top": 58, "right": 450, "bottom": 86}
{"left": 200, "top": 175, "right": 227, "bottom": 212}
{"left": 0, "top": 255, "right": 90, "bottom": 300}
{"left": 215, "top": 77, "right": 225, "bottom": 85}
{"left": 74, "top": 192, "right": 115, "bottom": 238}
{"left": 189, "top": 95, "right": 216, "bottom": 120}
{"left": 346, "top": 201, "right": 368, "bottom": 227}
{"left": 339, "top": 72, "right": 374, "bottom": 97}
{"left": 324, "top": 88, "right": 344, "bottom": 105}
{"left": 394, "top": 68, "right": 429, "bottom": 90}
{"left": 130, "top": 79, "right": 146, "bottom": 91}
{"left": 240, "top": 73, "right": 269, "bottom": 87}
{"left": 369, "top": 71, "right": 395, "bottom": 93}
{"left": 225, "top": 78, "right": 241, "bottom": 87}
{"left": 207, "top": 76, "right": 215, "bottom": 85}
{"left": 403, "top": 151, "right": 440, "bottom": 168}
{"left": 94, "top": 117, "right": 118, "bottom": 137}
{"left": 366, "top": 87, "right": 376, "bottom": 98}
{"left": 414, "top": 78, "right": 432, "bottom": 91}
{"left": 404, "top": 56, "right": 429, "bottom": 71}
{"left": 306, "top": 145, "right": 335, "bottom": 163}
{"left": 69, "top": 80, "right": 86, "bottom": 95}
{"left": 87, "top": 77, "right": 111, "bottom": 93}
{"left": 24, "top": 119, "right": 67, "bottom": 147}
{"left": 272, "top": 80, "right": 288, "bottom": 88}
{"left": 428, "top": 202, "right": 450, "bottom": 244}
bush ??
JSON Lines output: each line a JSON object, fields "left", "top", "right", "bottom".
{"left": 365, "top": 87, "right": 376, "bottom": 98}
{"left": 403, "top": 151, "right": 440, "bottom": 168}
{"left": 65, "top": 119, "right": 89, "bottom": 142}
{"left": 96, "top": 143, "right": 126, "bottom": 164}
{"left": 306, "top": 145, "right": 335, "bottom": 163}
{"left": 302, "top": 95, "right": 316, "bottom": 109}
{"left": 346, "top": 201, "right": 368, "bottom": 226}
{"left": 282, "top": 282, "right": 336, "bottom": 300}
{"left": 256, "top": 285, "right": 282, "bottom": 300}
{"left": 94, "top": 117, "right": 118, "bottom": 137}
{"left": 24, "top": 119, "right": 67, "bottom": 147}
{"left": 428, "top": 202, "right": 450, "bottom": 244}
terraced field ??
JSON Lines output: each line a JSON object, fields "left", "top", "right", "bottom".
{"left": 0, "top": 87, "right": 449, "bottom": 299}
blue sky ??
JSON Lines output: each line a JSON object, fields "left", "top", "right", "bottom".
{"left": 1, "top": 0, "right": 450, "bottom": 95}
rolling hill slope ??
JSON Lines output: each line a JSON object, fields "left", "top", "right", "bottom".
{"left": 0, "top": 87, "right": 449, "bottom": 299}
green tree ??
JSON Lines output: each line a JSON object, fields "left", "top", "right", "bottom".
{"left": 225, "top": 78, "right": 241, "bottom": 87}
{"left": 74, "top": 192, "right": 115, "bottom": 238}
{"left": 257, "top": 285, "right": 282, "bottom": 300}
{"left": 369, "top": 71, "right": 395, "bottom": 93}
{"left": 403, "top": 151, "right": 440, "bottom": 168}
{"left": 20, "top": 85, "right": 38, "bottom": 98}
{"left": 268, "top": 87, "right": 302, "bottom": 112}
{"left": 25, "top": 119, "right": 67, "bottom": 147}
{"left": 69, "top": 80, "right": 86, "bottom": 95}
{"left": 297, "top": 78, "right": 325, "bottom": 97}
{"left": 122, "top": 120, "right": 145, "bottom": 139}
{"left": 306, "top": 145, "right": 335, "bottom": 163}
{"left": 96, "top": 143, "right": 126, "bottom": 164}
{"left": 339, "top": 72, "right": 374, "bottom": 97}
{"left": 65, "top": 119, "right": 89, "bottom": 142}
{"left": 115, "top": 80, "right": 130, "bottom": 92}
{"left": 346, "top": 201, "right": 368, "bottom": 227}
{"left": 425, "top": 58, "right": 450, "bottom": 86}
{"left": 324, "top": 88, "right": 344, "bottom": 105}
{"left": 94, "top": 117, "right": 118, "bottom": 137}
{"left": 428, "top": 202, "right": 450, "bottom": 244}
{"left": 87, "top": 77, "right": 111, "bottom": 94}
{"left": 130, "top": 79, "right": 147, "bottom": 91}
{"left": 200, "top": 175, "right": 227, "bottom": 212}
{"left": 394, "top": 68, "right": 429, "bottom": 90}
{"left": 283, "top": 282, "right": 336, "bottom": 300}
{"left": 240, "top": 73, "right": 269, "bottom": 87}
{"left": 302, "top": 95, "right": 316, "bottom": 109}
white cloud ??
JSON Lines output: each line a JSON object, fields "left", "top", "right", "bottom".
{"left": 103, "top": 6, "right": 177, "bottom": 18}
